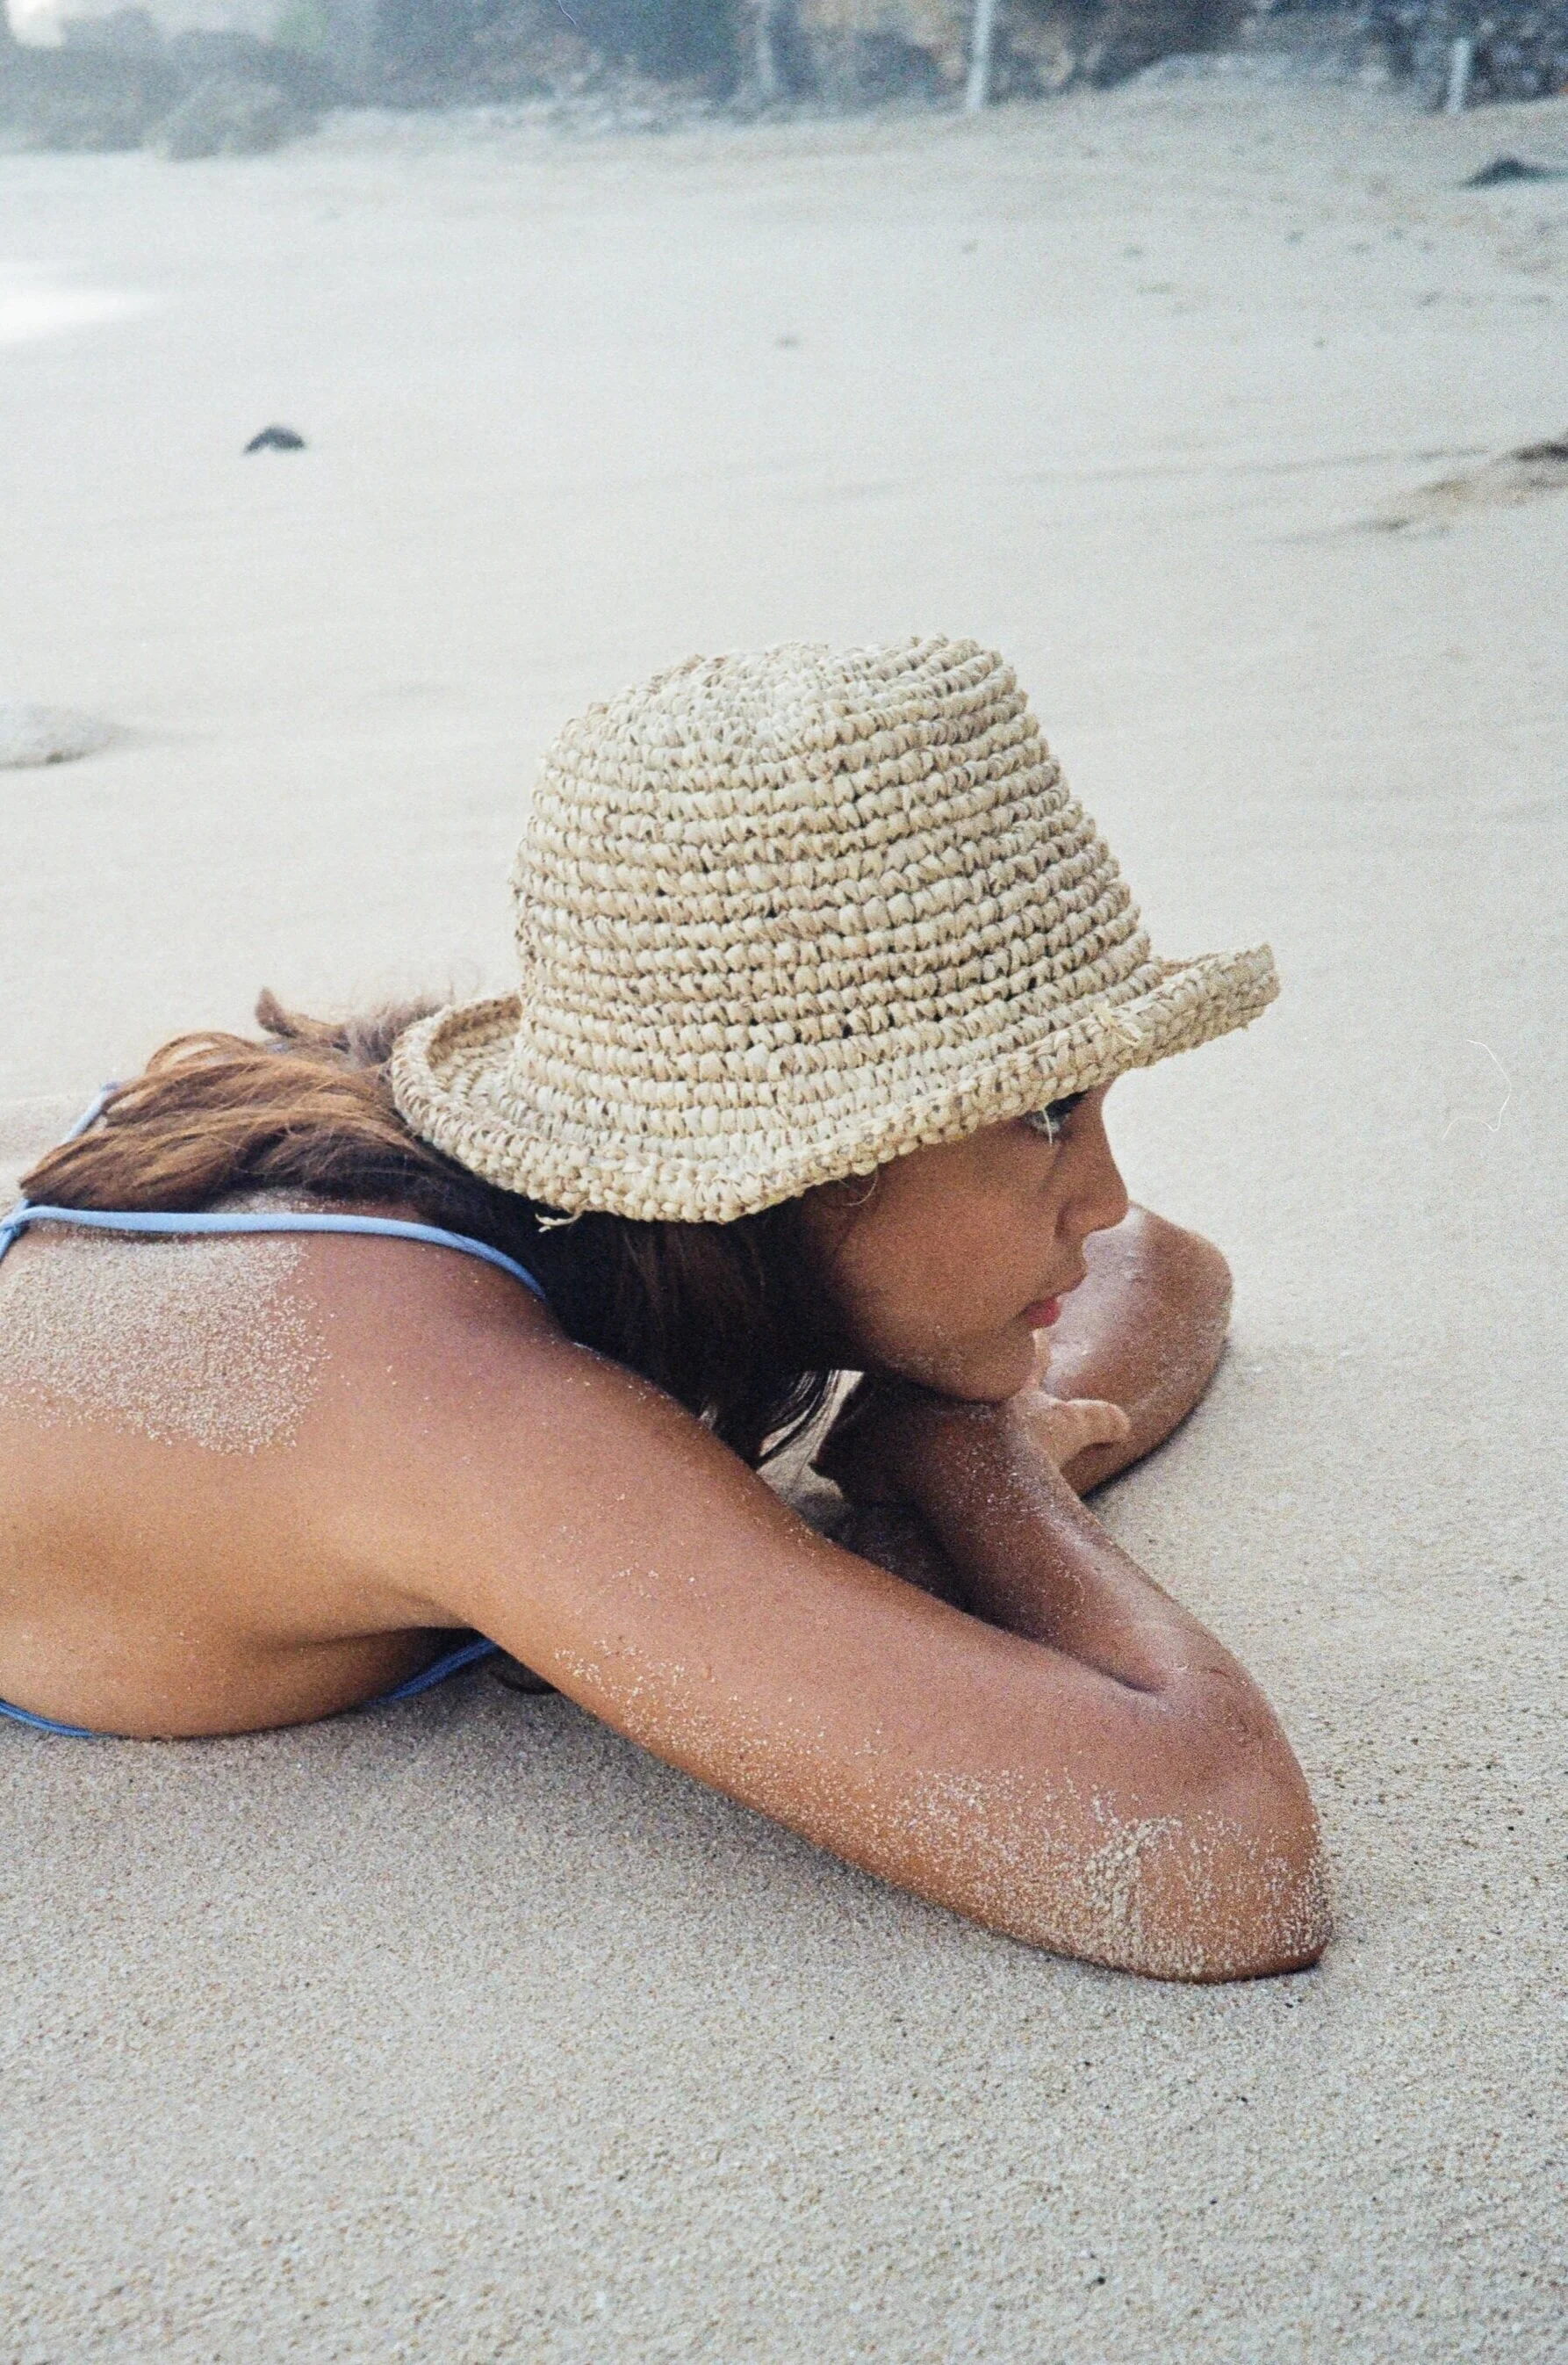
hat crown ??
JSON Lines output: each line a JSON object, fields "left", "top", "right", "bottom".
{"left": 390, "top": 637, "right": 1277, "bottom": 1221}
{"left": 512, "top": 637, "right": 1137, "bottom": 1070}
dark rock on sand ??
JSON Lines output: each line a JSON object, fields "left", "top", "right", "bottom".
{"left": 0, "top": 705, "right": 112, "bottom": 770}
{"left": 1375, "top": 432, "right": 1568, "bottom": 529}
{"left": 1464, "top": 154, "right": 1564, "bottom": 184}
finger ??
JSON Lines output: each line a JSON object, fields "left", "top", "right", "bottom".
{"left": 1068, "top": 1397, "right": 1133, "bottom": 1447}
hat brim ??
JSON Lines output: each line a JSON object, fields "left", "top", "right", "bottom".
{"left": 391, "top": 942, "right": 1277, "bottom": 1224}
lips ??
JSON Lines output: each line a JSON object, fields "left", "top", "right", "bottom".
{"left": 1021, "top": 1265, "right": 1087, "bottom": 1329}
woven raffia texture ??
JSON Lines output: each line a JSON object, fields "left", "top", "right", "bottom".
{"left": 392, "top": 638, "right": 1277, "bottom": 1222}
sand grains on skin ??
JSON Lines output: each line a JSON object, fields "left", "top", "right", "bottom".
{"left": 0, "top": 1224, "right": 326, "bottom": 1454}
{"left": 556, "top": 1619, "right": 1330, "bottom": 1980}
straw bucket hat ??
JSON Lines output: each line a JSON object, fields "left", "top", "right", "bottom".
{"left": 391, "top": 638, "right": 1277, "bottom": 1223}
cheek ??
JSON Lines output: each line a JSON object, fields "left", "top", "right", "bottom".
{"left": 846, "top": 1190, "right": 1047, "bottom": 1343}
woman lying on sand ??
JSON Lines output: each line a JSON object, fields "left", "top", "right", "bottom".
{"left": 0, "top": 638, "right": 1328, "bottom": 1982}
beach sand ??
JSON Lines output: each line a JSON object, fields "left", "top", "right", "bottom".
{"left": 2, "top": 82, "right": 1564, "bottom": 2360}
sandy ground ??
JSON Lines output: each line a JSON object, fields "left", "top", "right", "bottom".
{"left": 3, "top": 80, "right": 1566, "bottom": 2361}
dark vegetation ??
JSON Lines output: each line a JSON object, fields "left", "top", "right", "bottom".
{"left": 0, "top": 12, "right": 338, "bottom": 151}
{"left": 0, "top": 0, "right": 1563, "bottom": 155}
{"left": 373, "top": 0, "right": 744, "bottom": 102}
{"left": 1363, "top": 0, "right": 1568, "bottom": 101}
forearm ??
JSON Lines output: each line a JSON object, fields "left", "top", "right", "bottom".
{"left": 1049, "top": 1207, "right": 1232, "bottom": 1494}
{"left": 900, "top": 1399, "right": 1243, "bottom": 1698}
{"left": 881, "top": 1394, "right": 1327, "bottom": 1977}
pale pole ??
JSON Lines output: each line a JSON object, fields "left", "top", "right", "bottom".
{"left": 748, "top": 0, "right": 785, "bottom": 103}
{"left": 965, "top": 0, "right": 999, "bottom": 110}
{"left": 327, "top": 0, "right": 378, "bottom": 97}
{"left": 1443, "top": 32, "right": 1473, "bottom": 110}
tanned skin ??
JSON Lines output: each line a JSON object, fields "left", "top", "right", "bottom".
{"left": 0, "top": 1087, "right": 1328, "bottom": 1980}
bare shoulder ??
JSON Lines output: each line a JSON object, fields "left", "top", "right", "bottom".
{"left": 327, "top": 1247, "right": 1316, "bottom": 1977}
{"left": 292, "top": 1227, "right": 818, "bottom": 1625}
{"left": 333, "top": 1240, "right": 1033, "bottom": 1754}
{"left": 333, "top": 1238, "right": 860, "bottom": 1631}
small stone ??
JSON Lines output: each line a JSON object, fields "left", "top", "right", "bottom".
{"left": 1464, "top": 156, "right": 1561, "bottom": 188}
{"left": 0, "top": 705, "right": 111, "bottom": 770}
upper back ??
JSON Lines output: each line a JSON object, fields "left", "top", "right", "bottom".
{"left": 0, "top": 1209, "right": 565, "bottom": 1732}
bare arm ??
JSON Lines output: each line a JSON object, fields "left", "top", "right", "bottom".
{"left": 817, "top": 1377, "right": 1326, "bottom": 1971}
{"left": 811, "top": 1203, "right": 1234, "bottom": 1592}
{"left": 362, "top": 1244, "right": 1327, "bottom": 1982}
{"left": 797, "top": 1209, "right": 1328, "bottom": 1973}
{"left": 1048, "top": 1205, "right": 1234, "bottom": 1494}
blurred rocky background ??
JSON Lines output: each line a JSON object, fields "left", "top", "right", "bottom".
{"left": 2, "top": 0, "right": 1564, "bottom": 149}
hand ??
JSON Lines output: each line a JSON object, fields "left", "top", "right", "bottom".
{"left": 814, "top": 1371, "right": 1130, "bottom": 1506}
{"left": 1016, "top": 1387, "right": 1131, "bottom": 1475}
{"left": 1011, "top": 1328, "right": 1131, "bottom": 1475}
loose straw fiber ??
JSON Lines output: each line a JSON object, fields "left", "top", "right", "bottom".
{"left": 392, "top": 638, "right": 1277, "bottom": 1222}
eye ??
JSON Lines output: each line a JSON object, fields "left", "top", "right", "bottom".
{"left": 1021, "top": 1092, "right": 1086, "bottom": 1144}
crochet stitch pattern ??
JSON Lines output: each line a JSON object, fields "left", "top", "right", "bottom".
{"left": 392, "top": 638, "right": 1277, "bottom": 1221}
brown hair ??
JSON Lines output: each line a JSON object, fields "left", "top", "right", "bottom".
{"left": 20, "top": 994, "right": 838, "bottom": 1468}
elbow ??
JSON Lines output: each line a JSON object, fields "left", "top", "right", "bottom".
{"left": 1140, "top": 1735, "right": 1334, "bottom": 1982}
{"left": 923, "top": 1749, "right": 1332, "bottom": 1981}
{"left": 1068, "top": 1781, "right": 1332, "bottom": 1985}
{"left": 1148, "top": 1211, "right": 1234, "bottom": 1381}
{"left": 1066, "top": 1698, "right": 1334, "bottom": 1982}
{"left": 1192, "top": 1785, "right": 1333, "bottom": 1982}
{"left": 1125, "top": 1205, "right": 1234, "bottom": 1318}
{"left": 928, "top": 1670, "right": 1332, "bottom": 1982}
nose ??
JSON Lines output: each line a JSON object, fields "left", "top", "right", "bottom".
{"left": 1065, "top": 1104, "right": 1130, "bottom": 1243}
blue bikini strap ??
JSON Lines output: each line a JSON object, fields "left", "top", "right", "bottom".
{"left": 0, "top": 1635, "right": 503, "bottom": 1737}
{"left": 0, "top": 1083, "right": 547, "bottom": 1299}
{"left": 372, "top": 1635, "right": 500, "bottom": 1700}
{"left": 0, "top": 1203, "right": 548, "bottom": 1297}
{"left": 0, "top": 1084, "right": 111, "bottom": 1270}
{"left": 62, "top": 1084, "right": 119, "bottom": 1140}
{"left": 0, "top": 1698, "right": 99, "bottom": 1739}
{"left": 0, "top": 1085, "right": 522, "bottom": 1737}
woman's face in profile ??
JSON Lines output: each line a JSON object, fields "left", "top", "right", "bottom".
{"left": 801, "top": 1083, "right": 1130, "bottom": 1402}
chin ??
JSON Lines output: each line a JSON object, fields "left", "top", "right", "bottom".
{"left": 917, "top": 1330, "right": 1038, "bottom": 1404}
